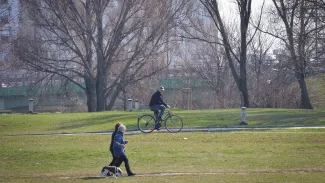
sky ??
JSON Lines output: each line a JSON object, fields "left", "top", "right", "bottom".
{"left": 218, "top": 0, "right": 280, "bottom": 53}
{"left": 220, "top": 0, "right": 273, "bottom": 15}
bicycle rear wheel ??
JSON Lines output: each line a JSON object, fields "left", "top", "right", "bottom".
{"left": 165, "top": 115, "right": 183, "bottom": 133}
{"left": 138, "top": 114, "right": 156, "bottom": 133}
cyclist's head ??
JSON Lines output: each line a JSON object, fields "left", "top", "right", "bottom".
{"left": 159, "top": 86, "right": 164, "bottom": 93}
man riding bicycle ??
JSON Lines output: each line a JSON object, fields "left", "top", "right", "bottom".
{"left": 149, "top": 86, "right": 170, "bottom": 129}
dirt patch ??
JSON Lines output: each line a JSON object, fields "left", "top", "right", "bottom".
{"left": 22, "top": 168, "right": 323, "bottom": 179}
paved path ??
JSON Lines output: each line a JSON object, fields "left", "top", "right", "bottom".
{"left": 3, "top": 126, "right": 325, "bottom": 136}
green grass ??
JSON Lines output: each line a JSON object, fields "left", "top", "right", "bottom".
{"left": 1, "top": 108, "right": 325, "bottom": 182}
{"left": 1, "top": 108, "right": 325, "bottom": 135}
{"left": 1, "top": 132, "right": 325, "bottom": 182}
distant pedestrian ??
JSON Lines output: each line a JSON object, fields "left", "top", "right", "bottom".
{"left": 112, "top": 125, "right": 136, "bottom": 176}
{"left": 108, "top": 122, "right": 122, "bottom": 166}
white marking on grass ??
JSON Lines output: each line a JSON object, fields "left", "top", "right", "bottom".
{"left": 54, "top": 169, "right": 325, "bottom": 179}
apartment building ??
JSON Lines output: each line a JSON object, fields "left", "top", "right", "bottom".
{"left": 0, "top": 0, "right": 20, "bottom": 87}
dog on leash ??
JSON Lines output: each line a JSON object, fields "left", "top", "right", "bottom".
{"left": 100, "top": 166, "right": 123, "bottom": 177}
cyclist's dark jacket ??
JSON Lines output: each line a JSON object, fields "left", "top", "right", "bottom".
{"left": 149, "top": 90, "right": 167, "bottom": 107}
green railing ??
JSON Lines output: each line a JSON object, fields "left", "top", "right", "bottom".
{"left": 0, "top": 84, "right": 84, "bottom": 97}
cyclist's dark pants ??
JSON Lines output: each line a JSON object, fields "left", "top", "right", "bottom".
{"left": 150, "top": 105, "right": 165, "bottom": 118}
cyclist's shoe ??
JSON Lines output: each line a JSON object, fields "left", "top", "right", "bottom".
{"left": 155, "top": 123, "right": 161, "bottom": 130}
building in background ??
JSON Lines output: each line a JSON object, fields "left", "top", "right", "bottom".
{"left": 0, "top": 0, "right": 19, "bottom": 37}
{"left": 0, "top": 0, "right": 87, "bottom": 112}
{"left": 0, "top": 0, "right": 20, "bottom": 88}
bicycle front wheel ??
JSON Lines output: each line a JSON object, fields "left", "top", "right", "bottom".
{"left": 138, "top": 114, "right": 156, "bottom": 133}
{"left": 165, "top": 115, "right": 183, "bottom": 133}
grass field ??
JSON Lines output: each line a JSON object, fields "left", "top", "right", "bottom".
{"left": 1, "top": 108, "right": 325, "bottom": 182}
{"left": 1, "top": 108, "right": 325, "bottom": 135}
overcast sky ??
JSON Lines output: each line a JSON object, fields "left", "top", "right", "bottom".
{"left": 219, "top": 0, "right": 273, "bottom": 15}
{"left": 217, "top": 0, "right": 279, "bottom": 52}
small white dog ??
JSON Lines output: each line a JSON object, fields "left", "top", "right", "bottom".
{"left": 100, "top": 166, "right": 123, "bottom": 177}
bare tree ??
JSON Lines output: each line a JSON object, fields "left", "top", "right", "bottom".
{"left": 15, "top": 0, "right": 188, "bottom": 112}
{"left": 247, "top": 28, "right": 275, "bottom": 107}
{"left": 15, "top": 0, "right": 99, "bottom": 111}
{"left": 102, "top": 1, "right": 189, "bottom": 110}
{"left": 308, "top": 0, "right": 325, "bottom": 74}
{"left": 195, "top": 0, "right": 259, "bottom": 107}
{"left": 268, "top": 0, "right": 314, "bottom": 109}
{"left": 181, "top": 38, "right": 234, "bottom": 108}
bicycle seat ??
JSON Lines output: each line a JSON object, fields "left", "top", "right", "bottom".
{"left": 150, "top": 109, "right": 159, "bottom": 116}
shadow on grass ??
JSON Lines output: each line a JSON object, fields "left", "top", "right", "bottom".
{"left": 80, "top": 176, "right": 107, "bottom": 180}
{"left": 54, "top": 113, "right": 140, "bottom": 131}
{"left": 47, "top": 109, "right": 325, "bottom": 132}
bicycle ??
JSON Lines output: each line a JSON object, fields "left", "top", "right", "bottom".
{"left": 137, "top": 108, "right": 183, "bottom": 133}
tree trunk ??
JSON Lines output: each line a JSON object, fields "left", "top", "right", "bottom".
{"left": 239, "top": 58, "right": 249, "bottom": 107}
{"left": 106, "top": 88, "right": 122, "bottom": 110}
{"left": 272, "top": 0, "right": 313, "bottom": 109}
{"left": 85, "top": 76, "right": 97, "bottom": 112}
{"left": 240, "top": 81, "right": 249, "bottom": 107}
{"left": 96, "top": 77, "right": 105, "bottom": 111}
{"left": 201, "top": 0, "right": 251, "bottom": 108}
{"left": 96, "top": 7, "right": 106, "bottom": 111}
{"left": 123, "top": 89, "right": 127, "bottom": 111}
{"left": 239, "top": 1, "right": 250, "bottom": 108}
{"left": 297, "top": 73, "right": 313, "bottom": 109}
{"left": 296, "top": 0, "right": 313, "bottom": 109}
